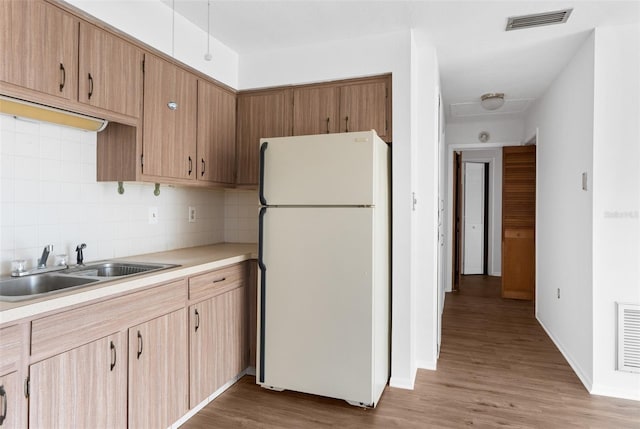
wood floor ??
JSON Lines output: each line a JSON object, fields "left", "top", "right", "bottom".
{"left": 182, "top": 275, "right": 639, "bottom": 428}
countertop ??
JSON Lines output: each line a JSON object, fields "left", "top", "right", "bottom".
{"left": 0, "top": 243, "right": 257, "bottom": 326}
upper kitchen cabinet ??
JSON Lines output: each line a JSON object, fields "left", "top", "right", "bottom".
{"left": 142, "top": 54, "right": 198, "bottom": 181}
{"left": 236, "top": 89, "right": 292, "bottom": 186}
{"left": 292, "top": 86, "right": 340, "bottom": 136}
{"left": 197, "top": 80, "right": 237, "bottom": 185}
{"left": 0, "top": 0, "right": 78, "bottom": 101}
{"left": 338, "top": 76, "right": 391, "bottom": 142}
{"left": 78, "top": 22, "right": 143, "bottom": 118}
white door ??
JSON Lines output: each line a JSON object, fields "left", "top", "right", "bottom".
{"left": 463, "top": 162, "right": 484, "bottom": 274}
{"left": 258, "top": 206, "right": 374, "bottom": 404}
{"left": 260, "top": 131, "right": 384, "bottom": 206}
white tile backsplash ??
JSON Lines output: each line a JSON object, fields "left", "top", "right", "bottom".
{"left": 0, "top": 115, "right": 233, "bottom": 275}
{"left": 224, "top": 189, "right": 258, "bottom": 243}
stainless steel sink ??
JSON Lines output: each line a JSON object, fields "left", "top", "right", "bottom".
{"left": 0, "top": 261, "right": 180, "bottom": 302}
{"left": 61, "top": 262, "right": 179, "bottom": 278}
{"left": 0, "top": 275, "right": 100, "bottom": 302}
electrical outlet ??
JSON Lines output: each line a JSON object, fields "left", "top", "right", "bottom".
{"left": 188, "top": 206, "right": 196, "bottom": 223}
{"left": 148, "top": 207, "right": 158, "bottom": 225}
{"left": 557, "top": 288, "right": 561, "bottom": 299}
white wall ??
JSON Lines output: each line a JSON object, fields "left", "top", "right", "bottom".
{"left": 461, "top": 149, "right": 502, "bottom": 276}
{"left": 68, "top": 0, "right": 239, "bottom": 88}
{"left": 591, "top": 23, "right": 640, "bottom": 400}
{"left": 0, "top": 115, "right": 225, "bottom": 275}
{"left": 412, "top": 29, "right": 441, "bottom": 371}
{"left": 240, "top": 30, "right": 426, "bottom": 388}
{"left": 446, "top": 118, "right": 525, "bottom": 146}
{"left": 524, "top": 33, "right": 595, "bottom": 391}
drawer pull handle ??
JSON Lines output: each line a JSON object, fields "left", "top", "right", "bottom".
{"left": 137, "top": 331, "right": 143, "bottom": 359}
{"left": 194, "top": 309, "right": 200, "bottom": 332}
{"left": 110, "top": 341, "right": 116, "bottom": 371}
{"left": 88, "top": 73, "right": 94, "bottom": 99}
{"left": 0, "top": 384, "right": 6, "bottom": 425}
{"left": 213, "top": 277, "right": 226, "bottom": 283}
{"left": 59, "top": 63, "right": 66, "bottom": 92}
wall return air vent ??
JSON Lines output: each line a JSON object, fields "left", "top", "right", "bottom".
{"left": 506, "top": 9, "right": 573, "bottom": 31}
{"left": 617, "top": 303, "right": 640, "bottom": 374}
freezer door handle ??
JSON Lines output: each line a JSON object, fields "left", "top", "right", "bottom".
{"left": 259, "top": 141, "right": 268, "bottom": 206}
{"left": 258, "top": 206, "right": 267, "bottom": 383}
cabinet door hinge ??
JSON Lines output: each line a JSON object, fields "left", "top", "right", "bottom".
{"left": 142, "top": 58, "right": 145, "bottom": 74}
{"left": 385, "top": 119, "right": 388, "bottom": 132}
{"left": 385, "top": 87, "right": 388, "bottom": 99}
{"left": 140, "top": 154, "right": 144, "bottom": 173}
{"left": 24, "top": 377, "right": 30, "bottom": 398}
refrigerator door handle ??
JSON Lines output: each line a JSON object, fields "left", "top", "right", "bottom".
{"left": 259, "top": 141, "right": 268, "bottom": 206}
{"left": 258, "top": 206, "right": 267, "bottom": 383}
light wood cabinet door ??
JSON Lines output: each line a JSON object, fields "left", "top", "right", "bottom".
{"left": 142, "top": 55, "right": 197, "bottom": 180}
{"left": 0, "top": 372, "right": 22, "bottom": 429}
{"left": 292, "top": 86, "right": 340, "bottom": 136}
{"left": 502, "top": 145, "right": 536, "bottom": 300}
{"left": 197, "top": 80, "right": 237, "bottom": 184}
{"left": 29, "top": 333, "right": 127, "bottom": 429}
{"left": 339, "top": 80, "right": 389, "bottom": 140}
{"left": 129, "top": 309, "right": 188, "bottom": 429}
{"left": 78, "top": 22, "right": 143, "bottom": 118}
{"left": 236, "top": 90, "right": 290, "bottom": 186}
{"left": 0, "top": 0, "right": 78, "bottom": 100}
{"left": 189, "top": 285, "right": 248, "bottom": 408}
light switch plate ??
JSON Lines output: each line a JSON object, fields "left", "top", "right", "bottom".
{"left": 582, "top": 172, "right": 588, "bottom": 191}
{"left": 188, "top": 206, "right": 196, "bottom": 223}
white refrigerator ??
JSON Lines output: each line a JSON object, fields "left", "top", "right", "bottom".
{"left": 257, "top": 130, "right": 390, "bottom": 407}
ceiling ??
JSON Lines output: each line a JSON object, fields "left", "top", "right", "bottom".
{"left": 162, "top": 0, "right": 640, "bottom": 123}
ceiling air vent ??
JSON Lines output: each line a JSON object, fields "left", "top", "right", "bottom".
{"left": 506, "top": 9, "right": 573, "bottom": 31}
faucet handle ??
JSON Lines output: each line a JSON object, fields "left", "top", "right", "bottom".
{"left": 76, "top": 243, "right": 87, "bottom": 265}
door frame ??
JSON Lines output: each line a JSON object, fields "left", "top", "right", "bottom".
{"left": 445, "top": 142, "right": 521, "bottom": 293}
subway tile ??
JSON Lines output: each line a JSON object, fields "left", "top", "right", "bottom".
{"left": 1, "top": 154, "right": 15, "bottom": 179}
{"left": 0, "top": 203, "right": 14, "bottom": 226}
{"left": 0, "top": 114, "right": 16, "bottom": 132}
{"left": 13, "top": 226, "right": 38, "bottom": 249}
{"left": 1, "top": 226, "right": 15, "bottom": 251}
{"left": 14, "top": 156, "right": 39, "bottom": 181}
{"left": 39, "top": 137, "right": 62, "bottom": 160}
{"left": 1, "top": 178, "right": 15, "bottom": 203}
{"left": 13, "top": 203, "right": 39, "bottom": 226}
{"left": 13, "top": 179, "right": 39, "bottom": 203}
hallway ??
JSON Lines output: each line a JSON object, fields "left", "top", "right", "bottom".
{"left": 183, "top": 278, "right": 639, "bottom": 428}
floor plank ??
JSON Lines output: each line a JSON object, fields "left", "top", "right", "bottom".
{"left": 182, "top": 275, "right": 639, "bottom": 428}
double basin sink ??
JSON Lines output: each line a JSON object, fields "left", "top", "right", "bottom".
{"left": 0, "top": 261, "right": 180, "bottom": 302}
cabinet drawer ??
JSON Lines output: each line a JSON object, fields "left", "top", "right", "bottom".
{"left": 0, "top": 325, "right": 22, "bottom": 374}
{"left": 31, "top": 279, "right": 186, "bottom": 360}
{"left": 189, "top": 263, "right": 245, "bottom": 302}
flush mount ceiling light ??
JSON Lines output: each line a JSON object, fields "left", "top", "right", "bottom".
{"left": 480, "top": 93, "right": 505, "bottom": 111}
{"left": 204, "top": 0, "right": 212, "bottom": 61}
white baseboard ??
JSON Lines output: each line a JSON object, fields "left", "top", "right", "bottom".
{"left": 536, "top": 316, "right": 593, "bottom": 392}
{"left": 416, "top": 359, "right": 437, "bottom": 370}
{"left": 590, "top": 382, "right": 640, "bottom": 401}
{"left": 389, "top": 366, "right": 417, "bottom": 390}
{"left": 170, "top": 368, "right": 250, "bottom": 428}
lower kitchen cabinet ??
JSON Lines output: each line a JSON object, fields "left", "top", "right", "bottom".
{"left": 28, "top": 333, "right": 127, "bottom": 429}
{"left": 189, "top": 284, "right": 248, "bottom": 408}
{"left": 129, "top": 308, "right": 188, "bottom": 429}
{"left": 0, "top": 372, "right": 21, "bottom": 429}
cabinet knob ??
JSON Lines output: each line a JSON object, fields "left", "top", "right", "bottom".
{"left": 167, "top": 101, "right": 178, "bottom": 110}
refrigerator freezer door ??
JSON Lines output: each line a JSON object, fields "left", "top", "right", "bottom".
{"left": 258, "top": 206, "right": 375, "bottom": 404}
{"left": 260, "top": 131, "right": 384, "bottom": 206}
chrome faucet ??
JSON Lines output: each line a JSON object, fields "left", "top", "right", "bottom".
{"left": 38, "top": 245, "right": 53, "bottom": 269}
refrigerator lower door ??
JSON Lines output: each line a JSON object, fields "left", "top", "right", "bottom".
{"left": 258, "top": 207, "right": 375, "bottom": 405}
